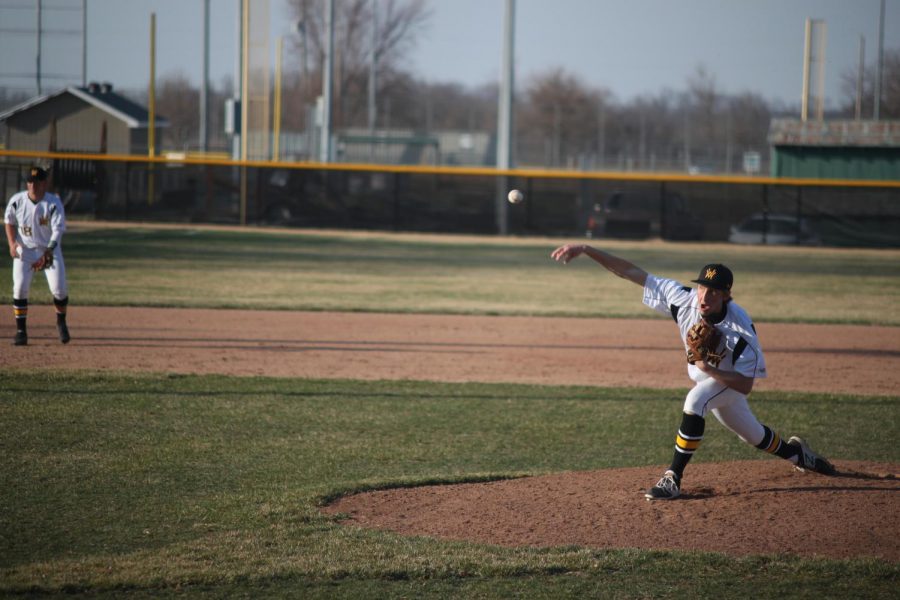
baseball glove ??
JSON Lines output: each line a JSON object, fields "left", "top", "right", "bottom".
{"left": 31, "top": 249, "right": 54, "bottom": 271}
{"left": 685, "top": 319, "right": 724, "bottom": 364}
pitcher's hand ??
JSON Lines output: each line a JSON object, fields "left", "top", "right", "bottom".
{"left": 551, "top": 244, "right": 586, "bottom": 264}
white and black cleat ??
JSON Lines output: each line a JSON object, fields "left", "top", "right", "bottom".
{"left": 788, "top": 436, "right": 836, "bottom": 476}
{"left": 645, "top": 470, "right": 681, "bottom": 500}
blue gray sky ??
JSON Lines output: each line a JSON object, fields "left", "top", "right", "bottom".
{"left": 1, "top": 0, "right": 898, "bottom": 108}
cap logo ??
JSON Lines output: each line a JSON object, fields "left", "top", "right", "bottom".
{"left": 705, "top": 268, "right": 717, "bottom": 280}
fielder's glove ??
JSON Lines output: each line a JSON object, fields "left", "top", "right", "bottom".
{"left": 685, "top": 319, "right": 724, "bottom": 364}
{"left": 31, "top": 249, "right": 54, "bottom": 271}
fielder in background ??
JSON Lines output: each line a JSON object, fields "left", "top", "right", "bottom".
{"left": 4, "top": 166, "right": 71, "bottom": 346}
{"left": 550, "top": 244, "right": 834, "bottom": 500}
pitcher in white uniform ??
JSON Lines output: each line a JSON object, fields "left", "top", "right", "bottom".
{"left": 4, "top": 166, "right": 71, "bottom": 346}
{"left": 550, "top": 243, "right": 834, "bottom": 500}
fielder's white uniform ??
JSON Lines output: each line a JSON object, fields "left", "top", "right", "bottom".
{"left": 642, "top": 273, "right": 769, "bottom": 447}
{"left": 4, "top": 190, "right": 68, "bottom": 300}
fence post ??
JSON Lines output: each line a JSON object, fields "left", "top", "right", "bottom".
{"left": 392, "top": 171, "right": 400, "bottom": 231}
{"left": 525, "top": 177, "right": 534, "bottom": 232}
{"left": 659, "top": 181, "right": 668, "bottom": 239}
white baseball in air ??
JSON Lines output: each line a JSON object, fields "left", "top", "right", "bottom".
{"left": 507, "top": 189, "right": 524, "bottom": 204}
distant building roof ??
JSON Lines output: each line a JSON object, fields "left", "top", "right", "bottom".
{"left": 0, "top": 82, "right": 168, "bottom": 128}
{"left": 768, "top": 118, "right": 900, "bottom": 148}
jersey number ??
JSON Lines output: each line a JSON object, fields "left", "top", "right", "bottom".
{"left": 21, "top": 225, "right": 32, "bottom": 237}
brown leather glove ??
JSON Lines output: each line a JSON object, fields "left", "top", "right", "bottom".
{"left": 685, "top": 319, "right": 723, "bottom": 364}
{"left": 31, "top": 249, "right": 54, "bottom": 271}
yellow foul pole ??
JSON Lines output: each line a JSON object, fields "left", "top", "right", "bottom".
{"left": 240, "top": 0, "right": 249, "bottom": 224}
{"left": 148, "top": 12, "right": 156, "bottom": 204}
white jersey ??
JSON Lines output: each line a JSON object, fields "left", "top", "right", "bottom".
{"left": 4, "top": 190, "right": 66, "bottom": 250}
{"left": 642, "top": 274, "right": 767, "bottom": 382}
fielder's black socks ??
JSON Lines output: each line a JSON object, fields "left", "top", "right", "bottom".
{"left": 54, "top": 297, "right": 70, "bottom": 344}
{"left": 669, "top": 412, "right": 706, "bottom": 480}
{"left": 13, "top": 298, "right": 27, "bottom": 334}
{"left": 53, "top": 296, "right": 68, "bottom": 317}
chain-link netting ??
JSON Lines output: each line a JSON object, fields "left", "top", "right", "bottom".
{"left": 2, "top": 157, "right": 898, "bottom": 247}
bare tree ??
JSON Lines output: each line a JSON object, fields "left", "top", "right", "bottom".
{"left": 518, "top": 68, "right": 611, "bottom": 167}
{"left": 727, "top": 92, "right": 772, "bottom": 157}
{"left": 840, "top": 47, "right": 900, "bottom": 119}
{"left": 685, "top": 65, "right": 719, "bottom": 169}
{"left": 628, "top": 92, "right": 680, "bottom": 170}
{"left": 0, "top": 88, "right": 30, "bottom": 114}
{"left": 156, "top": 72, "right": 200, "bottom": 150}
{"left": 285, "top": 0, "right": 431, "bottom": 128}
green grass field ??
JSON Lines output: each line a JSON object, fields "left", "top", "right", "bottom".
{"left": 1, "top": 224, "right": 898, "bottom": 598}
{"left": 1, "top": 372, "right": 897, "bottom": 598}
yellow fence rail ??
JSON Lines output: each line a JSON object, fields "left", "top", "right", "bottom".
{"left": 2, "top": 149, "right": 898, "bottom": 189}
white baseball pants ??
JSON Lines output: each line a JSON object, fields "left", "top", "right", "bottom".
{"left": 683, "top": 377, "right": 766, "bottom": 447}
{"left": 12, "top": 245, "right": 67, "bottom": 300}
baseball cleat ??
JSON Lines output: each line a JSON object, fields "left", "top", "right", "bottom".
{"left": 645, "top": 470, "right": 681, "bottom": 500}
{"left": 13, "top": 330, "right": 27, "bottom": 346}
{"left": 788, "top": 436, "right": 836, "bottom": 475}
{"left": 57, "top": 322, "right": 70, "bottom": 344}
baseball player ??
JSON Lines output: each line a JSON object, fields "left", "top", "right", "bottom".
{"left": 551, "top": 244, "right": 834, "bottom": 500}
{"left": 4, "top": 166, "right": 71, "bottom": 346}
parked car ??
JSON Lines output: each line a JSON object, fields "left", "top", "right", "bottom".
{"left": 728, "top": 213, "right": 821, "bottom": 245}
{"left": 586, "top": 190, "right": 704, "bottom": 240}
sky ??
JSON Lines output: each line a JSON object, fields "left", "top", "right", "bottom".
{"left": 1, "top": 0, "right": 898, "bottom": 110}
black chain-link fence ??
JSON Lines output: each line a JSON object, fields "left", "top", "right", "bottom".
{"left": 2, "top": 155, "right": 898, "bottom": 247}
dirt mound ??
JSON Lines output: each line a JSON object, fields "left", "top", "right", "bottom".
{"left": 324, "top": 460, "right": 900, "bottom": 561}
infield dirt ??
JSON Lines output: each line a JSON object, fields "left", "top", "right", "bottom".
{"left": 2, "top": 306, "right": 898, "bottom": 395}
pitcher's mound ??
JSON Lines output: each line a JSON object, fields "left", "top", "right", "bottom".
{"left": 324, "top": 460, "right": 899, "bottom": 561}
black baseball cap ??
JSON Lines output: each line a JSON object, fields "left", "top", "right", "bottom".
{"left": 692, "top": 263, "right": 733, "bottom": 291}
{"left": 26, "top": 166, "right": 48, "bottom": 183}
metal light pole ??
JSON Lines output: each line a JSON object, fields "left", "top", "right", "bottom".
{"left": 148, "top": 12, "right": 156, "bottom": 158}
{"left": 81, "top": 0, "right": 87, "bottom": 87}
{"left": 801, "top": 18, "right": 826, "bottom": 122}
{"left": 294, "top": 19, "right": 309, "bottom": 158}
{"left": 273, "top": 36, "right": 283, "bottom": 161}
{"left": 874, "top": 0, "right": 885, "bottom": 120}
{"left": 368, "top": 0, "right": 378, "bottom": 159}
{"left": 239, "top": 0, "right": 249, "bottom": 225}
{"left": 240, "top": 0, "right": 249, "bottom": 163}
{"left": 36, "top": 0, "right": 42, "bottom": 95}
{"left": 801, "top": 18, "right": 811, "bottom": 122}
{"left": 148, "top": 12, "right": 157, "bottom": 205}
{"left": 231, "top": 0, "right": 242, "bottom": 161}
{"left": 369, "top": 3, "right": 378, "bottom": 130}
{"left": 495, "top": 0, "right": 515, "bottom": 235}
{"left": 200, "top": 0, "right": 210, "bottom": 152}
{"left": 320, "top": 0, "right": 334, "bottom": 163}
{"left": 856, "top": 35, "right": 865, "bottom": 121}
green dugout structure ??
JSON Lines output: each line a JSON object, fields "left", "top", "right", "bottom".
{"left": 769, "top": 119, "right": 900, "bottom": 180}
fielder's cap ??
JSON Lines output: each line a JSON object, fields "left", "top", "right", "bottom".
{"left": 26, "top": 166, "right": 48, "bottom": 183}
{"left": 692, "top": 263, "right": 733, "bottom": 291}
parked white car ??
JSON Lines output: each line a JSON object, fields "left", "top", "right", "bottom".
{"left": 728, "top": 213, "right": 821, "bottom": 245}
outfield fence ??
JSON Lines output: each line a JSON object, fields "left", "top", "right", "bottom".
{"left": 2, "top": 149, "right": 899, "bottom": 247}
